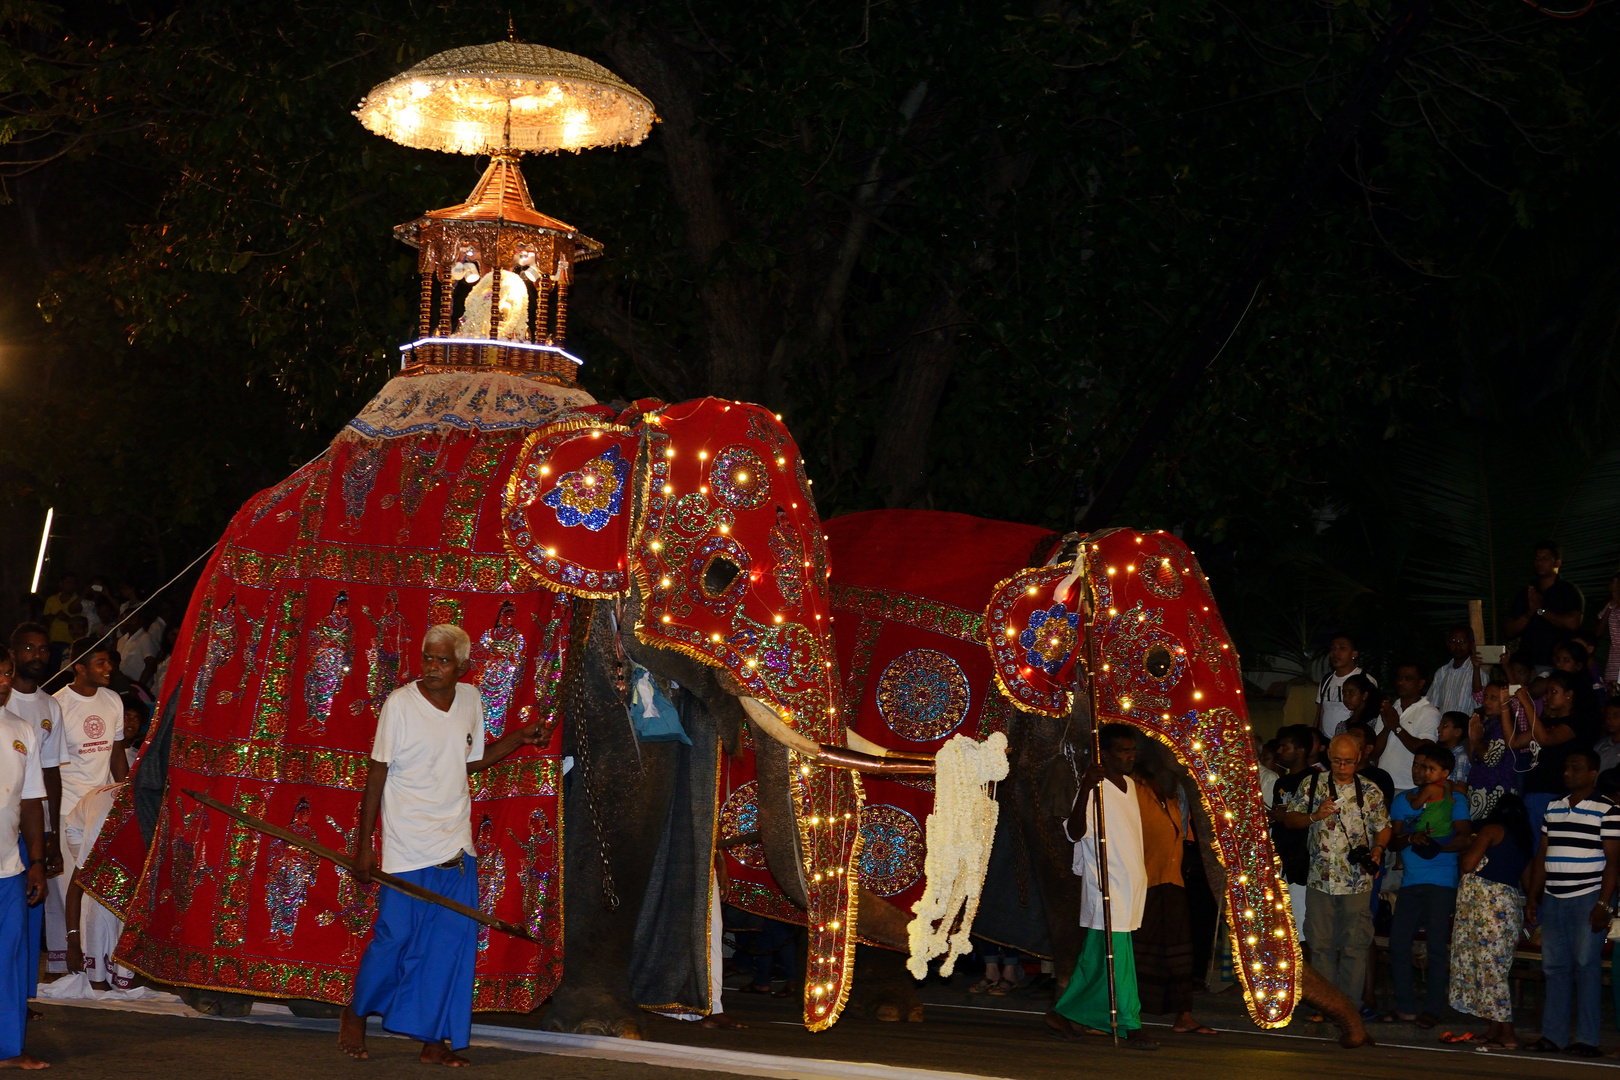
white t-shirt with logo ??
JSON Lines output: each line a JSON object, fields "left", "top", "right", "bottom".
{"left": 51, "top": 686, "right": 123, "bottom": 823}
{"left": 371, "top": 682, "right": 485, "bottom": 874}
{"left": 1317, "top": 667, "right": 1375, "bottom": 736}
{"left": 5, "top": 688, "right": 64, "bottom": 830}
{"left": 0, "top": 709, "right": 47, "bottom": 878}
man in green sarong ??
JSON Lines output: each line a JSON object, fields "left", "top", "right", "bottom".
{"left": 1045, "top": 723, "right": 1157, "bottom": 1050}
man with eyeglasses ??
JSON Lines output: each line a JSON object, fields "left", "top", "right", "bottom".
{"left": 1282, "top": 733, "right": 1392, "bottom": 1006}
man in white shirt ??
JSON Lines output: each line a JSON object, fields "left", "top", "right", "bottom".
{"left": 1044, "top": 723, "right": 1156, "bottom": 1050}
{"left": 47, "top": 639, "right": 128, "bottom": 973}
{"left": 1315, "top": 634, "right": 1374, "bottom": 738}
{"left": 339, "top": 625, "right": 547, "bottom": 1066}
{"left": 0, "top": 644, "right": 49, "bottom": 1069}
{"left": 115, "top": 612, "right": 165, "bottom": 687}
{"left": 1429, "top": 626, "right": 1483, "bottom": 718}
{"left": 1374, "top": 663, "right": 1442, "bottom": 796}
{"left": 7, "top": 624, "right": 63, "bottom": 994}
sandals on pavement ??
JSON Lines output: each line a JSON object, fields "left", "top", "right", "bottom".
{"left": 988, "top": 979, "right": 1017, "bottom": 996}
{"left": 969, "top": 978, "right": 994, "bottom": 994}
{"left": 1415, "top": 1013, "right": 1439, "bottom": 1030}
{"left": 1523, "top": 1037, "right": 1561, "bottom": 1053}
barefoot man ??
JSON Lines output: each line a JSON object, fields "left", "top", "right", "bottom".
{"left": 339, "top": 625, "right": 546, "bottom": 1066}
{"left": 0, "top": 644, "right": 49, "bottom": 1069}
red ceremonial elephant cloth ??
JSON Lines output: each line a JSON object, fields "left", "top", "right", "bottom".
{"left": 81, "top": 372, "right": 613, "bottom": 1011}
{"left": 721, "top": 511, "right": 1057, "bottom": 928}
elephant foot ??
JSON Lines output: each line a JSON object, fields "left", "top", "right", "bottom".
{"left": 872, "top": 1004, "right": 925, "bottom": 1023}
{"left": 851, "top": 944, "right": 924, "bottom": 1023}
{"left": 1297, "top": 964, "right": 1372, "bottom": 1049}
{"left": 541, "top": 987, "right": 647, "bottom": 1039}
{"left": 175, "top": 985, "right": 255, "bottom": 1018}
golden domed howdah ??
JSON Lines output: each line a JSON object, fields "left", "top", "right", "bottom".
{"left": 356, "top": 41, "right": 652, "bottom": 383}
{"left": 355, "top": 41, "right": 656, "bottom": 156}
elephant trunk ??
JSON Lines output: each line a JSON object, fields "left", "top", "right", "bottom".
{"left": 856, "top": 886, "right": 913, "bottom": 952}
{"left": 1297, "top": 962, "right": 1373, "bottom": 1048}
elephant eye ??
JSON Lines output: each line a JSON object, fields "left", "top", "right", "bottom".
{"left": 702, "top": 554, "right": 743, "bottom": 598}
{"left": 1144, "top": 644, "right": 1174, "bottom": 680}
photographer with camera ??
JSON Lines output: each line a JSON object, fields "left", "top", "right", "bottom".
{"left": 1282, "top": 733, "right": 1392, "bottom": 1007}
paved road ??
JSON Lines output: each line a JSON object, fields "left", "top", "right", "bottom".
{"left": 24, "top": 988, "right": 1620, "bottom": 1079}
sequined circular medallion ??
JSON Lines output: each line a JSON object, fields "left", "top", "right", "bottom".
{"left": 718, "top": 781, "right": 767, "bottom": 869}
{"left": 858, "top": 804, "right": 924, "bottom": 897}
{"left": 709, "top": 445, "right": 770, "bottom": 509}
{"left": 1018, "top": 605, "right": 1079, "bottom": 676}
{"left": 876, "top": 648, "right": 969, "bottom": 743}
{"left": 1138, "top": 550, "right": 1185, "bottom": 599}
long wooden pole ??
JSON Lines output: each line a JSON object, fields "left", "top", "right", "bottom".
{"left": 182, "top": 789, "right": 535, "bottom": 942}
{"left": 1074, "top": 557, "right": 1119, "bottom": 1047}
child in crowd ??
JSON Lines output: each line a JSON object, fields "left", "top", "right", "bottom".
{"left": 1593, "top": 701, "right": 1620, "bottom": 774}
{"left": 1438, "top": 712, "right": 1471, "bottom": 787}
{"left": 1599, "top": 574, "right": 1620, "bottom": 693}
{"left": 1405, "top": 759, "right": 1456, "bottom": 850}
{"left": 120, "top": 698, "right": 145, "bottom": 772}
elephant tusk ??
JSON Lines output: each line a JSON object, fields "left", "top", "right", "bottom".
{"left": 740, "top": 697, "right": 935, "bottom": 774}
{"left": 739, "top": 696, "right": 823, "bottom": 756}
{"left": 816, "top": 743, "right": 934, "bottom": 775}
{"left": 846, "top": 727, "right": 934, "bottom": 764}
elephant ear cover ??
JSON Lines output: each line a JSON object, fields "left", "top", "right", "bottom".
{"left": 505, "top": 397, "right": 863, "bottom": 1031}
{"left": 983, "top": 529, "right": 1305, "bottom": 1028}
{"left": 503, "top": 419, "right": 642, "bottom": 598}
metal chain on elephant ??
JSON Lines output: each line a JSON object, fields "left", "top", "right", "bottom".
{"left": 565, "top": 597, "right": 620, "bottom": 911}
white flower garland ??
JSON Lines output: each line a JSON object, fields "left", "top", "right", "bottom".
{"left": 906, "top": 732, "right": 1010, "bottom": 979}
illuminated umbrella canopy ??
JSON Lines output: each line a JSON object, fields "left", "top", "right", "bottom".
{"left": 356, "top": 40, "right": 656, "bottom": 155}
{"left": 355, "top": 41, "right": 655, "bottom": 377}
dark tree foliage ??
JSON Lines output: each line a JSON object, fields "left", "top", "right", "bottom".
{"left": 2, "top": 0, "right": 1617, "bottom": 663}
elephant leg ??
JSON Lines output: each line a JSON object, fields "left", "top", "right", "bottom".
{"left": 544, "top": 606, "right": 680, "bottom": 1038}
{"left": 850, "top": 944, "right": 925, "bottom": 1023}
{"left": 1009, "top": 714, "right": 1081, "bottom": 993}
{"left": 1299, "top": 961, "right": 1372, "bottom": 1048}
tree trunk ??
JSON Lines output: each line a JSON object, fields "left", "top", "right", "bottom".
{"left": 865, "top": 285, "right": 965, "bottom": 508}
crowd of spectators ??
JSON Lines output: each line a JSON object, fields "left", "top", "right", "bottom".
{"left": 1258, "top": 538, "right": 1620, "bottom": 1055}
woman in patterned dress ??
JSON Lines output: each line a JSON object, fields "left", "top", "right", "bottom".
{"left": 1465, "top": 683, "right": 1530, "bottom": 819}
{"left": 1447, "top": 794, "right": 1533, "bottom": 1049}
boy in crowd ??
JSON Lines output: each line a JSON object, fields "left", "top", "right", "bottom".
{"left": 47, "top": 639, "right": 128, "bottom": 972}
{"left": 1437, "top": 711, "right": 1471, "bottom": 786}
{"left": 1383, "top": 743, "right": 1472, "bottom": 1027}
{"left": 1593, "top": 702, "right": 1620, "bottom": 774}
{"left": 1525, "top": 749, "right": 1620, "bottom": 1056}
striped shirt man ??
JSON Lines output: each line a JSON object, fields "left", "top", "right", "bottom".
{"left": 1542, "top": 795, "right": 1620, "bottom": 898}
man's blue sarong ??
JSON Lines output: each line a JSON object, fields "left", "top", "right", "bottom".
{"left": 17, "top": 841, "right": 39, "bottom": 1000}
{"left": 350, "top": 854, "right": 478, "bottom": 1050}
{"left": 0, "top": 872, "right": 31, "bottom": 1060}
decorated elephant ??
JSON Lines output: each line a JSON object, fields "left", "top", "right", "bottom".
{"left": 720, "top": 509, "right": 1370, "bottom": 1045}
{"left": 77, "top": 362, "right": 936, "bottom": 1035}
